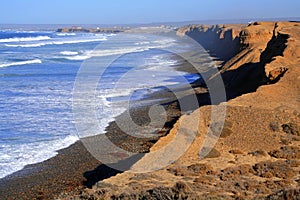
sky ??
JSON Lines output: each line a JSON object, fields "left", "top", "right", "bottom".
{"left": 0, "top": 0, "right": 299, "bottom": 24}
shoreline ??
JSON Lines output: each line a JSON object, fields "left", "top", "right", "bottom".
{"left": 63, "top": 21, "right": 300, "bottom": 199}
{"left": 0, "top": 52, "right": 206, "bottom": 199}
{"left": 3, "top": 21, "right": 299, "bottom": 199}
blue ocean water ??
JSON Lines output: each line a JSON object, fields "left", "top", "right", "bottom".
{"left": 0, "top": 28, "right": 200, "bottom": 178}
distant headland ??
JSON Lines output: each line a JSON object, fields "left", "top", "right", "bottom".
{"left": 56, "top": 26, "right": 128, "bottom": 33}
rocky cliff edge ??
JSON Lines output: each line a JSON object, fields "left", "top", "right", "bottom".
{"left": 59, "top": 22, "right": 300, "bottom": 200}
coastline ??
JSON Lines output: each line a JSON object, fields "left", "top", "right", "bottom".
{"left": 60, "top": 21, "right": 300, "bottom": 199}
{"left": 1, "top": 21, "right": 299, "bottom": 199}
{"left": 0, "top": 53, "right": 206, "bottom": 199}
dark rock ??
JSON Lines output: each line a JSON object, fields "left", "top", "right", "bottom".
{"left": 168, "top": 163, "right": 214, "bottom": 176}
{"left": 220, "top": 164, "right": 255, "bottom": 181}
{"left": 269, "top": 122, "right": 280, "bottom": 132}
{"left": 269, "top": 146, "right": 300, "bottom": 159}
{"left": 282, "top": 123, "right": 300, "bottom": 136}
{"left": 147, "top": 187, "right": 175, "bottom": 200}
{"left": 233, "top": 179, "right": 271, "bottom": 195}
{"left": 266, "top": 188, "right": 300, "bottom": 200}
{"left": 187, "top": 163, "right": 215, "bottom": 175}
{"left": 253, "top": 160, "right": 297, "bottom": 179}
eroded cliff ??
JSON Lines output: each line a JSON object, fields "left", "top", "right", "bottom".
{"left": 59, "top": 22, "right": 300, "bottom": 200}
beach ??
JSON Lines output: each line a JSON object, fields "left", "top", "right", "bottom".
{"left": 60, "top": 21, "right": 300, "bottom": 199}
{"left": 0, "top": 51, "right": 206, "bottom": 199}
{"left": 0, "top": 21, "right": 299, "bottom": 199}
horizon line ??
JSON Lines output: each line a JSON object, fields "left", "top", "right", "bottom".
{"left": 0, "top": 17, "right": 299, "bottom": 26}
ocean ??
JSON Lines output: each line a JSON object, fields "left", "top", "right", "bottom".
{"left": 0, "top": 27, "right": 202, "bottom": 178}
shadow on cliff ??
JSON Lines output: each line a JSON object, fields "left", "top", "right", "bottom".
{"left": 83, "top": 154, "right": 143, "bottom": 188}
{"left": 192, "top": 27, "right": 289, "bottom": 102}
{"left": 172, "top": 29, "right": 289, "bottom": 109}
{"left": 82, "top": 102, "right": 180, "bottom": 188}
{"left": 185, "top": 26, "right": 240, "bottom": 62}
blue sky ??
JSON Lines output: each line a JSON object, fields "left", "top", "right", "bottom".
{"left": 1, "top": 0, "right": 299, "bottom": 24}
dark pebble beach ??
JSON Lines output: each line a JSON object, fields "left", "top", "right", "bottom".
{"left": 0, "top": 57, "right": 205, "bottom": 200}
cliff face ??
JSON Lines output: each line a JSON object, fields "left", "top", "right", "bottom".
{"left": 177, "top": 24, "right": 243, "bottom": 61}
{"left": 225, "top": 22, "right": 289, "bottom": 82}
{"left": 178, "top": 22, "right": 294, "bottom": 98}
{"left": 59, "top": 22, "right": 300, "bottom": 199}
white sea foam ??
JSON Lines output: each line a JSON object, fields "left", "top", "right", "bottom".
{"left": 64, "top": 55, "right": 92, "bottom": 60}
{"left": 93, "top": 47, "right": 148, "bottom": 57}
{"left": 60, "top": 51, "right": 79, "bottom": 56}
{"left": 56, "top": 33, "right": 76, "bottom": 36}
{"left": 63, "top": 47, "right": 146, "bottom": 61}
{"left": 134, "top": 41, "right": 150, "bottom": 45}
{"left": 0, "top": 59, "right": 42, "bottom": 68}
{"left": 144, "top": 54, "right": 178, "bottom": 71}
{"left": 0, "top": 36, "right": 51, "bottom": 43}
{"left": 92, "top": 38, "right": 175, "bottom": 57}
{"left": 0, "top": 135, "right": 79, "bottom": 179}
{"left": 0, "top": 32, "right": 193, "bottom": 178}
{"left": 100, "top": 88, "right": 136, "bottom": 99}
{"left": 64, "top": 38, "right": 176, "bottom": 60}
{"left": 5, "top": 37, "right": 108, "bottom": 48}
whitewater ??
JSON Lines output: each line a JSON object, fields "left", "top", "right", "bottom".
{"left": 0, "top": 28, "right": 200, "bottom": 178}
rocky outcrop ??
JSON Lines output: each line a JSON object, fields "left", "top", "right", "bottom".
{"left": 178, "top": 22, "right": 295, "bottom": 98}
{"left": 179, "top": 22, "right": 291, "bottom": 79}
{"left": 57, "top": 27, "right": 125, "bottom": 33}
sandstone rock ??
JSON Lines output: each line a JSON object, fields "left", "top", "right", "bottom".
{"left": 282, "top": 123, "right": 300, "bottom": 136}
{"left": 229, "top": 149, "right": 244, "bottom": 154}
{"left": 177, "top": 24, "right": 243, "bottom": 61}
{"left": 269, "top": 146, "right": 300, "bottom": 159}
{"left": 253, "top": 160, "right": 297, "bottom": 179}
{"left": 167, "top": 163, "right": 214, "bottom": 176}
{"left": 58, "top": 22, "right": 300, "bottom": 200}
{"left": 187, "top": 163, "right": 215, "bottom": 175}
{"left": 266, "top": 188, "right": 300, "bottom": 200}
{"left": 220, "top": 164, "right": 255, "bottom": 181}
{"left": 194, "top": 175, "right": 215, "bottom": 185}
